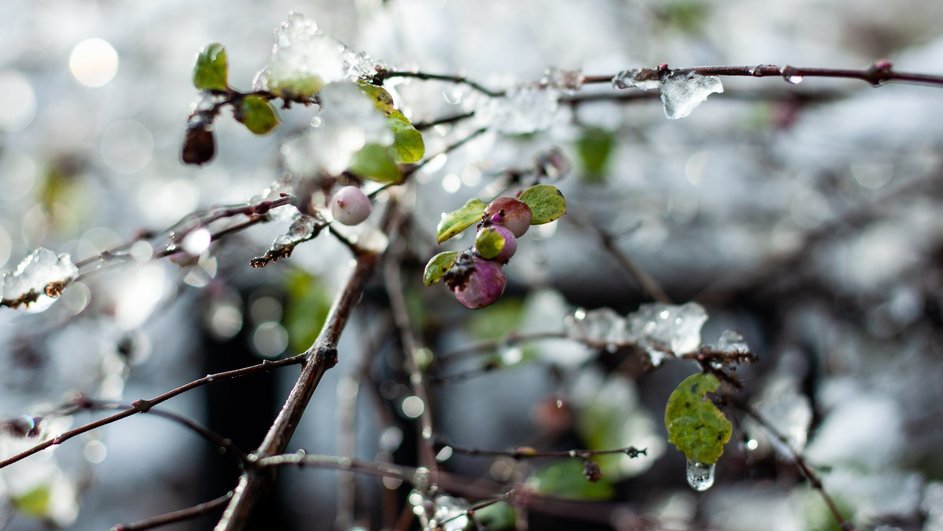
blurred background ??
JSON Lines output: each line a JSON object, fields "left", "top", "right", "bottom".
{"left": 1, "top": 0, "right": 943, "bottom": 529}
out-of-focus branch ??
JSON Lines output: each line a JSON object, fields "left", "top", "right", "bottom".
{"left": 112, "top": 492, "right": 234, "bottom": 531}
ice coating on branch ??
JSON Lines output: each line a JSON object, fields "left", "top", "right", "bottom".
{"left": 431, "top": 495, "right": 470, "bottom": 531}
{"left": 626, "top": 302, "right": 708, "bottom": 356}
{"left": 660, "top": 72, "right": 724, "bottom": 119}
{"left": 715, "top": 329, "right": 750, "bottom": 354}
{"left": 1, "top": 248, "right": 78, "bottom": 312}
{"left": 544, "top": 67, "right": 585, "bottom": 93}
{"left": 253, "top": 13, "right": 377, "bottom": 97}
{"left": 476, "top": 85, "right": 560, "bottom": 134}
{"left": 611, "top": 69, "right": 661, "bottom": 91}
{"left": 281, "top": 82, "right": 391, "bottom": 176}
{"left": 565, "top": 303, "right": 708, "bottom": 365}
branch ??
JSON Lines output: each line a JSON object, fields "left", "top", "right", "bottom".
{"left": 372, "top": 69, "right": 503, "bottom": 97}
{"left": 726, "top": 396, "right": 854, "bottom": 531}
{"left": 438, "top": 438, "right": 647, "bottom": 460}
{"left": 112, "top": 492, "right": 234, "bottom": 531}
{"left": 0, "top": 356, "right": 305, "bottom": 469}
{"left": 583, "top": 61, "right": 943, "bottom": 88}
{"left": 215, "top": 217, "right": 389, "bottom": 530}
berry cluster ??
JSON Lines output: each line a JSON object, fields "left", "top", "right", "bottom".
{"left": 445, "top": 197, "right": 532, "bottom": 309}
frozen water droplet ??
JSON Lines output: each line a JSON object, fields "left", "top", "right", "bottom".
{"left": 432, "top": 495, "right": 470, "bottom": 531}
{"left": 659, "top": 72, "right": 723, "bottom": 120}
{"left": 685, "top": 459, "right": 715, "bottom": 491}
{"left": 786, "top": 75, "right": 804, "bottom": 85}
{"left": 564, "top": 307, "right": 626, "bottom": 344}
{"left": 611, "top": 69, "right": 661, "bottom": 91}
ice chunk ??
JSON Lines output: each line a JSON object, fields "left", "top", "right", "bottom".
{"left": 253, "top": 13, "right": 377, "bottom": 98}
{"left": 1, "top": 248, "right": 78, "bottom": 312}
{"left": 611, "top": 69, "right": 661, "bottom": 91}
{"left": 716, "top": 329, "right": 750, "bottom": 353}
{"left": 543, "top": 67, "right": 584, "bottom": 93}
{"left": 281, "top": 82, "right": 391, "bottom": 177}
{"left": 625, "top": 302, "right": 708, "bottom": 355}
{"left": 431, "top": 495, "right": 470, "bottom": 531}
{"left": 476, "top": 85, "right": 560, "bottom": 134}
{"left": 659, "top": 72, "right": 723, "bottom": 119}
{"left": 564, "top": 307, "right": 625, "bottom": 344}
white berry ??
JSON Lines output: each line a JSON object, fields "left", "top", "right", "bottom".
{"left": 330, "top": 186, "right": 372, "bottom": 226}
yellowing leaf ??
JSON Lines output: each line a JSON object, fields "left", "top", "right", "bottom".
{"left": 423, "top": 251, "right": 459, "bottom": 286}
{"left": 435, "top": 198, "right": 486, "bottom": 244}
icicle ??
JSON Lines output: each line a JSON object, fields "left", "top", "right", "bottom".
{"left": 685, "top": 459, "right": 715, "bottom": 491}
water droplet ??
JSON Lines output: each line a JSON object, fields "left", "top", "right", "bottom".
{"left": 786, "top": 75, "right": 804, "bottom": 85}
{"left": 685, "top": 459, "right": 715, "bottom": 491}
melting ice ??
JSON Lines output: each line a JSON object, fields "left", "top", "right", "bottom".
{"left": 685, "top": 459, "right": 715, "bottom": 491}
{"left": 1, "top": 248, "right": 78, "bottom": 312}
{"left": 660, "top": 72, "right": 724, "bottom": 120}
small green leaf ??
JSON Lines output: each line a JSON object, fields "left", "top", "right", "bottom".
{"left": 475, "top": 226, "right": 506, "bottom": 260}
{"left": 13, "top": 485, "right": 51, "bottom": 518}
{"left": 349, "top": 144, "right": 402, "bottom": 184}
{"left": 435, "top": 198, "right": 487, "bottom": 244}
{"left": 576, "top": 127, "right": 614, "bottom": 183}
{"left": 664, "top": 373, "right": 732, "bottom": 464}
{"left": 387, "top": 111, "right": 424, "bottom": 163}
{"left": 518, "top": 184, "right": 567, "bottom": 225}
{"left": 527, "top": 460, "right": 614, "bottom": 500}
{"left": 193, "top": 43, "right": 228, "bottom": 91}
{"left": 237, "top": 95, "right": 280, "bottom": 135}
{"left": 423, "top": 251, "right": 459, "bottom": 286}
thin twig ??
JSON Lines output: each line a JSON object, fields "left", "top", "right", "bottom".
{"left": 727, "top": 396, "right": 854, "bottom": 531}
{"left": 0, "top": 357, "right": 305, "bottom": 469}
{"left": 112, "top": 492, "right": 234, "bottom": 531}
{"left": 440, "top": 438, "right": 647, "bottom": 460}
{"left": 374, "top": 69, "right": 503, "bottom": 97}
{"left": 413, "top": 111, "right": 476, "bottom": 131}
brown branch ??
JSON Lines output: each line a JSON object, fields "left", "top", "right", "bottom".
{"left": 112, "top": 492, "right": 234, "bottom": 531}
{"left": 0, "top": 356, "right": 305, "bottom": 469}
{"left": 583, "top": 61, "right": 943, "bottom": 88}
{"left": 214, "top": 214, "right": 390, "bottom": 530}
{"left": 413, "top": 111, "right": 476, "bottom": 131}
{"left": 372, "top": 69, "right": 503, "bottom": 97}
{"left": 439, "top": 438, "right": 647, "bottom": 460}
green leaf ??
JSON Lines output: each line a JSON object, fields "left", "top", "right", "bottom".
{"left": 527, "top": 460, "right": 614, "bottom": 500}
{"left": 435, "top": 198, "right": 487, "bottom": 243}
{"left": 423, "top": 251, "right": 459, "bottom": 286}
{"left": 13, "top": 485, "right": 51, "bottom": 518}
{"left": 237, "top": 95, "right": 280, "bottom": 135}
{"left": 284, "top": 270, "right": 332, "bottom": 353}
{"left": 474, "top": 226, "right": 506, "bottom": 260}
{"left": 387, "top": 111, "right": 424, "bottom": 163}
{"left": 518, "top": 184, "right": 567, "bottom": 225}
{"left": 349, "top": 143, "right": 402, "bottom": 184}
{"left": 664, "top": 373, "right": 732, "bottom": 464}
{"left": 193, "top": 43, "right": 228, "bottom": 91}
{"left": 576, "top": 127, "right": 614, "bottom": 183}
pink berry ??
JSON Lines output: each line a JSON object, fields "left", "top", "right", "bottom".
{"left": 330, "top": 186, "right": 372, "bottom": 226}
{"left": 483, "top": 197, "right": 532, "bottom": 238}
{"left": 446, "top": 253, "right": 506, "bottom": 309}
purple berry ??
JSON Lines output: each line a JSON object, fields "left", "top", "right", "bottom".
{"left": 475, "top": 225, "right": 517, "bottom": 264}
{"left": 330, "top": 185, "right": 372, "bottom": 226}
{"left": 446, "top": 253, "right": 506, "bottom": 309}
{"left": 483, "top": 197, "right": 532, "bottom": 238}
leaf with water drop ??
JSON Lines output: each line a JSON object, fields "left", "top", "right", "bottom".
{"left": 423, "top": 251, "right": 459, "bottom": 286}
{"left": 348, "top": 143, "right": 402, "bottom": 184}
{"left": 436, "top": 198, "right": 487, "bottom": 243}
{"left": 664, "top": 373, "right": 731, "bottom": 464}
{"left": 518, "top": 184, "right": 567, "bottom": 225}
{"left": 193, "top": 43, "right": 228, "bottom": 91}
{"left": 236, "top": 95, "right": 280, "bottom": 135}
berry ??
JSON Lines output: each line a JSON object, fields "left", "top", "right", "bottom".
{"left": 446, "top": 253, "right": 506, "bottom": 309}
{"left": 483, "top": 197, "right": 532, "bottom": 238}
{"left": 330, "top": 185, "right": 372, "bottom": 226}
{"left": 475, "top": 225, "right": 517, "bottom": 264}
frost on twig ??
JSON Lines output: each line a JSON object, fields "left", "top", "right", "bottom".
{"left": 0, "top": 249, "right": 79, "bottom": 312}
